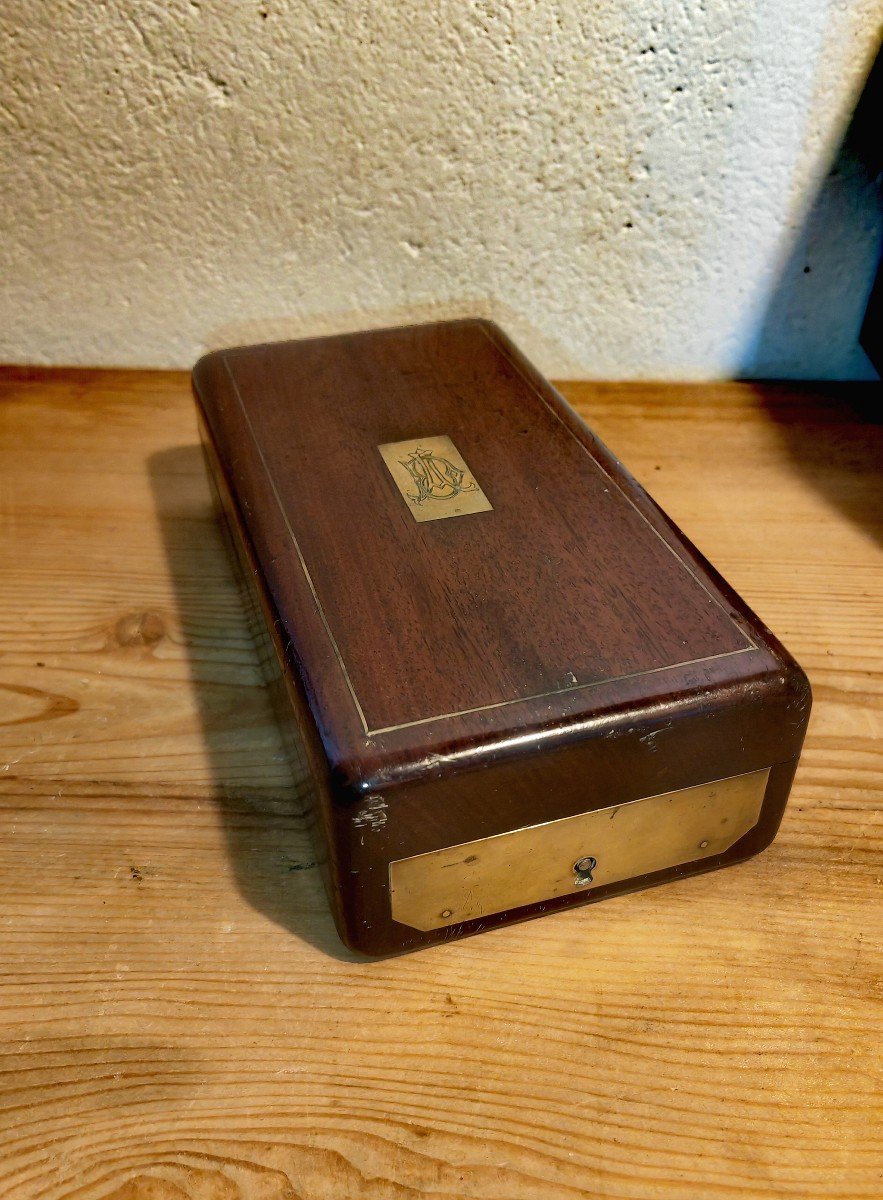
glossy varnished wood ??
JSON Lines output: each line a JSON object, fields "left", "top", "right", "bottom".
{"left": 194, "top": 323, "right": 810, "bottom": 953}
{"left": 0, "top": 366, "right": 880, "bottom": 1197}
{"left": 197, "top": 325, "right": 752, "bottom": 740}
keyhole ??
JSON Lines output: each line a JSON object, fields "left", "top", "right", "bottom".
{"left": 574, "top": 855, "right": 597, "bottom": 882}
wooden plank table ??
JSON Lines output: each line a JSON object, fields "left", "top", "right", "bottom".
{"left": 0, "top": 367, "right": 880, "bottom": 1200}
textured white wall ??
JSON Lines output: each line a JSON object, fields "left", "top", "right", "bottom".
{"left": 1, "top": 1, "right": 880, "bottom": 378}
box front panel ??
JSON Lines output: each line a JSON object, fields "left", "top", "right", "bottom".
{"left": 389, "top": 769, "right": 769, "bottom": 932}
{"left": 333, "top": 753, "right": 802, "bottom": 954}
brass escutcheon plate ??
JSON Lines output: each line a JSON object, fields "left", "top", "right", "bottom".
{"left": 378, "top": 435, "right": 493, "bottom": 522}
{"left": 389, "top": 768, "right": 770, "bottom": 931}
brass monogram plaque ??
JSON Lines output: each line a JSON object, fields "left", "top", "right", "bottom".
{"left": 389, "top": 768, "right": 770, "bottom": 931}
{"left": 378, "top": 435, "right": 493, "bottom": 523}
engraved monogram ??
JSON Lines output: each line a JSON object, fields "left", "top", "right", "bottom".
{"left": 378, "top": 435, "right": 493, "bottom": 523}
{"left": 399, "top": 446, "right": 478, "bottom": 507}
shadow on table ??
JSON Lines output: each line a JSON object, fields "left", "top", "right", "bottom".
{"left": 752, "top": 382, "right": 883, "bottom": 547}
{"left": 148, "top": 443, "right": 361, "bottom": 961}
{"left": 734, "top": 41, "right": 883, "bottom": 545}
{"left": 738, "top": 42, "right": 882, "bottom": 382}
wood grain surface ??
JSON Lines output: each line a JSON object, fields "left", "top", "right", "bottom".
{"left": 0, "top": 366, "right": 880, "bottom": 1199}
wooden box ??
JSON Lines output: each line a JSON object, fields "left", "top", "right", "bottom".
{"left": 192, "top": 320, "right": 811, "bottom": 956}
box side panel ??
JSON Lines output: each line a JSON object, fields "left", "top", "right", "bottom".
{"left": 197, "top": 413, "right": 357, "bottom": 946}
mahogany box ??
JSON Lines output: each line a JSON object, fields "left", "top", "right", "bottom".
{"left": 192, "top": 319, "right": 811, "bottom": 956}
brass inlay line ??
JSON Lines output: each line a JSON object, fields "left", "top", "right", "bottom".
{"left": 222, "top": 345, "right": 757, "bottom": 737}
{"left": 365, "top": 648, "right": 754, "bottom": 735}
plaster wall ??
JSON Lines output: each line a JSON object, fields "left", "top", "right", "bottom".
{"left": 1, "top": 1, "right": 880, "bottom": 377}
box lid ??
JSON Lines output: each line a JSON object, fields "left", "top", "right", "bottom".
{"left": 193, "top": 320, "right": 803, "bottom": 790}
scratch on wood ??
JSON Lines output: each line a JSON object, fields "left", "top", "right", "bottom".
{"left": 353, "top": 793, "right": 387, "bottom": 831}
